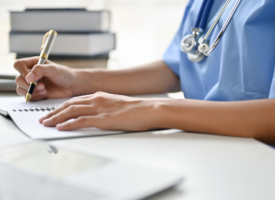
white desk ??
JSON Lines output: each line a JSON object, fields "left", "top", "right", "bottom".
{"left": 1, "top": 93, "right": 275, "bottom": 200}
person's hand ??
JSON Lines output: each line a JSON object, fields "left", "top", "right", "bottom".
{"left": 39, "top": 92, "right": 161, "bottom": 131}
{"left": 14, "top": 56, "right": 77, "bottom": 101}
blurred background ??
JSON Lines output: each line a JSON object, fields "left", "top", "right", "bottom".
{"left": 0, "top": 0, "right": 187, "bottom": 72}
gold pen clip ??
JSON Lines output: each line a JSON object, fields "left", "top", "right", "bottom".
{"left": 39, "top": 30, "right": 58, "bottom": 59}
{"left": 41, "top": 31, "right": 50, "bottom": 50}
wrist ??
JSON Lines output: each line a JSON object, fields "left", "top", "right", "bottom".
{"left": 147, "top": 98, "right": 175, "bottom": 129}
{"left": 71, "top": 68, "right": 105, "bottom": 96}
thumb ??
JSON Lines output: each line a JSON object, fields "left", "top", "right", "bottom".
{"left": 26, "top": 64, "right": 57, "bottom": 83}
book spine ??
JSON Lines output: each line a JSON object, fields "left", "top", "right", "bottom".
{"left": 9, "top": 32, "right": 116, "bottom": 56}
{"left": 0, "top": 84, "right": 17, "bottom": 92}
{"left": 10, "top": 10, "right": 110, "bottom": 32}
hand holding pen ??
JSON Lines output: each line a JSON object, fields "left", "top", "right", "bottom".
{"left": 25, "top": 30, "right": 57, "bottom": 102}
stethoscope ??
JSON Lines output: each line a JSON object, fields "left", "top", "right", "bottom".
{"left": 180, "top": 0, "right": 242, "bottom": 62}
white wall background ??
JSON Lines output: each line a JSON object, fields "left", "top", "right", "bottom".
{"left": 0, "top": 0, "right": 188, "bottom": 72}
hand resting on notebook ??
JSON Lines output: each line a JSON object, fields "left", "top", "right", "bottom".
{"left": 39, "top": 92, "right": 163, "bottom": 131}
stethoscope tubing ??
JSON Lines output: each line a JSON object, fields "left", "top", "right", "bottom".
{"left": 203, "top": 0, "right": 242, "bottom": 56}
{"left": 199, "top": 0, "right": 214, "bottom": 30}
{"left": 195, "top": 0, "right": 207, "bottom": 28}
{"left": 200, "top": 0, "right": 231, "bottom": 44}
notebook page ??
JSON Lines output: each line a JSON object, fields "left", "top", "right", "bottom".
{"left": 8, "top": 109, "right": 123, "bottom": 140}
{"left": 0, "top": 97, "right": 71, "bottom": 111}
{"left": 0, "top": 94, "right": 169, "bottom": 111}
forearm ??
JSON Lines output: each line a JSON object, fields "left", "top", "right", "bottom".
{"left": 72, "top": 60, "right": 180, "bottom": 96}
{"left": 155, "top": 98, "right": 275, "bottom": 144}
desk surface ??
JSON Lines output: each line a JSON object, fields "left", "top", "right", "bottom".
{"left": 1, "top": 94, "right": 275, "bottom": 200}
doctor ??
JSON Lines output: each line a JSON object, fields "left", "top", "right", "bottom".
{"left": 14, "top": 0, "right": 275, "bottom": 144}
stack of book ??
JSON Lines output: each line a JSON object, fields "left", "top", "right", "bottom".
{"left": 0, "top": 73, "right": 17, "bottom": 93}
{"left": 9, "top": 8, "right": 116, "bottom": 69}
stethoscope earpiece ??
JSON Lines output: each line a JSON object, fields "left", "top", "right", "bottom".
{"left": 198, "top": 43, "right": 209, "bottom": 56}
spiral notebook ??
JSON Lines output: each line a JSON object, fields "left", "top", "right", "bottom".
{"left": 0, "top": 97, "right": 124, "bottom": 140}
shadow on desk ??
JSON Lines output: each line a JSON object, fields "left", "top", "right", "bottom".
{"left": 144, "top": 185, "right": 184, "bottom": 200}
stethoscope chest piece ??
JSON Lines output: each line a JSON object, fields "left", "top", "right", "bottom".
{"left": 187, "top": 50, "right": 205, "bottom": 63}
{"left": 180, "top": 34, "right": 196, "bottom": 53}
{"left": 181, "top": 33, "right": 206, "bottom": 63}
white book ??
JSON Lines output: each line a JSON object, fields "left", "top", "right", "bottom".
{"left": 0, "top": 72, "right": 18, "bottom": 92}
{"left": 0, "top": 71, "right": 17, "bottom": 80}
{"left": 0, "top": 97, "right": 123, "bottom": 140}
{"left": 9, "top": 32, "right": 116, "bottom": 56}
{"left": 10, "top": 9, "right": 110, "bottom": 32}
{"left": 0, "top": 79, "right": 17, "bottom": 92}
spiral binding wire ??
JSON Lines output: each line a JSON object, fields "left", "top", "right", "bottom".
{"left": 12, "top": 106, "right": 58, "bottom": 112}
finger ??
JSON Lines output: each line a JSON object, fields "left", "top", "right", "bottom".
{"left": 13, "top": 57, "right": 40, "bottom": 78}
{"left": 36, "top": 82, "right": 45, "bottom": 91}
{"left": 56, "top": 116, "right": 103, "bottom": 131}
{"left": 39, "top": 99, "right": 91, "bottom": 123}
{"left": 15, "top": 75, "right": 30, "bottom": 90}
{"left": 16, "top": 86, "right": 48, "bottom": 101}
{"left": 14, "top": 61, "right": 30, "bottom": 79}
{"left": 15, "top": 75, "right": 45, "bottom": 91}
{"left": 42, "top": 105, "right": 96, "bottom": 127}
{"left": 26, "top": 64, "right": 57, "bottom": 83}
{"left": 28, "top": 89, "right": 48, "bottom": 101}
{"left": 16, "top": 56, "right": 40, "bottom": 68}
{"left": 16, "top": 86, "right": 27, "bottom": 96}
{"left": 37, "top": 89, "right": 48, "bottom": 98}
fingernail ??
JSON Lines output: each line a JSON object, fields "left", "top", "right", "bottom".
{"left": 43, "top": 119, "right": 51, "bottom": 126}
{"left": 37, "top": 85, "right": 44, "bottom": 90}
{"left": 26, "top": 72, "right": 35, "bottom": 82}
{"left": 56, "top": 124, "right": 64, "bottom": 130}
{"left": 39, "top": 90, "right": 47, "bottom": 96}
{"left": 39, "top": 117, "right": 45, "bottom": 123}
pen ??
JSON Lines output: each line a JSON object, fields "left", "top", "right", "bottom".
{"left": 25, "top": 30, "right": 57, "bottom": 102}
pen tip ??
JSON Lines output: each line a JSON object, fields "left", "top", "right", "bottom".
{"left": 26, "top": 94, "right": 31, "bottom": 102}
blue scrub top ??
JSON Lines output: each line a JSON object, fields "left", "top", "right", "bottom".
{"left": 163, "top": 0, "right": 275, "bottom": 101}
